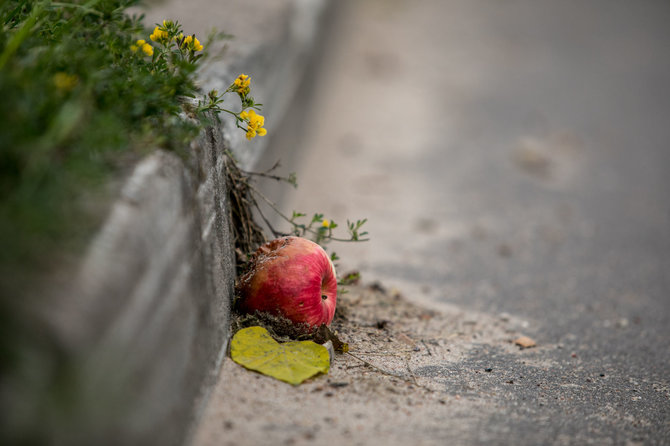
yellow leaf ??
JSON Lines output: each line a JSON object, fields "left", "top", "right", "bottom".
{"left": 230, "top": 326, "right": 330, "bottom": 385}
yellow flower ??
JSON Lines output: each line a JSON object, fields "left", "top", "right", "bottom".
{"left": 321, "top": 219, "right": 330, "bottom": 228}
{"left": 142, "top": 42, "right": 154, "bottom": 56}
{"left": 131, "top": 39, "right": 153, "bottom": 56}
{"left": 181, "top": 34, "right": 203, "bottom": 52}
{"left": 53, "top": 72, "right": 78, "bottom": 91}
{"left": 248, "top": 109, "right": 264, "bottom": 127}
{"left": 233, "top": 73, "right": 251, "bottom": 94}
{"left": 240, "top": 109, "right": 267, "bottom": 140}
{"left": 234, "top": 74, "right": 249, "bottom": 86}
{"left": 150, "top": 26, "right": 169, "bottom": 43}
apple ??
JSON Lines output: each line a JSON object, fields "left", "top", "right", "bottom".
{"left": 237, "top": 236, "right": 338, "bottom": 327}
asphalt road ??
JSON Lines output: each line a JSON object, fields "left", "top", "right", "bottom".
{"left": 263, "top": 0, "right": 670, "bottom": 443}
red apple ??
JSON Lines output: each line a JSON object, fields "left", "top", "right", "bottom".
{"left": 237, "top": 236, "right": 338, "bottom": 327}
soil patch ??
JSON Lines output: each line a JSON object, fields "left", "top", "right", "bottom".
{"left": 192, "top": 283, "right": 534, "bottom": 446}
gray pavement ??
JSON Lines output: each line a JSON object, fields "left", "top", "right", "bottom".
{"left": 263, "top": 0, "right": 670, "bottom": 443}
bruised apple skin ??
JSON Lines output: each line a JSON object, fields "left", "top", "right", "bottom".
{"left": 237, "top": 236, "right": 338, "bottom": 327}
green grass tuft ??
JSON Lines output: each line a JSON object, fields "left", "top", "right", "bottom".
{"left": 0, "top": 0, "right": 203, "bottom": 293}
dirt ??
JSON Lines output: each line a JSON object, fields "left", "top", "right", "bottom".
{"left": 191, "top": 282, "right": 537, "bottom": 446}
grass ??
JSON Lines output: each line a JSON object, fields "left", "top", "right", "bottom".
{"left": 0, "top": 0, "right": 204, "bottom": 295}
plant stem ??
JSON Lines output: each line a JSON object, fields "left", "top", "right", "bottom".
{"left": 246, "top": 182, "right": 370, "bottom": 242}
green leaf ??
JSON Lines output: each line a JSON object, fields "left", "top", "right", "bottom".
{"left": 230, "top": 326, "right": 330, "bottom": 385}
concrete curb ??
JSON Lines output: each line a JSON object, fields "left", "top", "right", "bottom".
{"left": 38, "top": 1, "right": 331, "bottom": 444}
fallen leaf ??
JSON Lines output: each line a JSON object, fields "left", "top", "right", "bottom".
{"left": 514, "top": 335, "right": 537, "bottom": 349}
{"left": 231, "top": 326, "right": 330, "bottom": 385}
{"left": 313, "top": 324, "right": 349, "bottom": 353}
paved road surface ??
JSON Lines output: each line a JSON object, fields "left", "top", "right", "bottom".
{"left": 263, "top": 0, "right": 670, "bottom": 443}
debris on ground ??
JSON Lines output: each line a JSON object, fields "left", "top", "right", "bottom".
{"left": 513, "top": 336, "right": 537, "bottom": 349}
